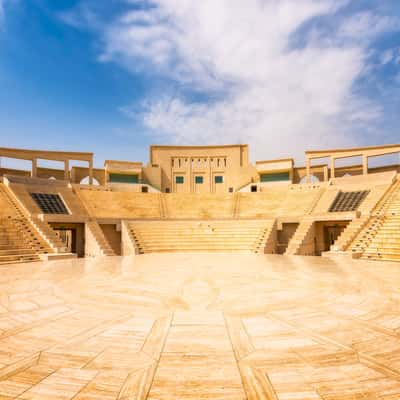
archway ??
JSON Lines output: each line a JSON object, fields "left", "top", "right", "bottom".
{"left": 300, "top": 174, "right": 319, "bottom": 184}
{"left": 80, "top": 176, "right": 100, "bottom": 185}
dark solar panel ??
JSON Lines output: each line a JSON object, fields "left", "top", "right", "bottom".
{"left": 30, "top": 193, "right": 69, "bottom": 214}
{"left": 329, "top": 190, "right": 369, "bottom": 212}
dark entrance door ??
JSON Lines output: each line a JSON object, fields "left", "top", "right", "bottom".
{"left": 324, "top": 225, "right": 344, "bottom": 251}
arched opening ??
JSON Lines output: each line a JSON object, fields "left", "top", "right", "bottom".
{"left": 49, "top": 176, "right": 56, "bottom": 180}
{"left": 80, "top": 176, "right": 100, "bottom": 186}
{"left": 300, "top": 174, "right": 319, "bottom": 184}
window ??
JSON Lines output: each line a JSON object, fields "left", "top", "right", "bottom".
{"left": 141, "top": 186, "right": 148, "bottom": 193}
{"left": 165, "top": 188, "right": 170, "bottom": 193}
{"left": 251, "top": 185, "right": 258, "bottom": 192}
{"left": 228, "top": 187, "right": 233, "bottom": 193}
{"left": 215, "top": 175, "right": 224, "bottom": 184}
{"left": 109, "top": 173, "right": 139, "bottom": 184}
{"left": 260, "top": 172, "right": 290, "bottom": 182}
{"left": 175, "top": 176, "right": 184, "bottom": 184}
{"left": 195, "top": 176, "right": 203, "bottom": 184}
{"left": 30, "top": 193, "right": 69, "bottom": 214}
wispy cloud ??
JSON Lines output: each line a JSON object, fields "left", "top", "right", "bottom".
{"left": 0, "top": 0, "right": 4, "bottom": 24}
{"left": 64, "top": 0, "right": 400, "bottom": 160}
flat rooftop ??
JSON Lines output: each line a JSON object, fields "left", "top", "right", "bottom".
{"left": 0, "top": 254, "right": 400, "bottom": 399}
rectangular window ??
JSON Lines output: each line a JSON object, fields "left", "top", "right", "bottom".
{"left": 260, "top": 172, "right": 290, "bottom": 182}
{"left": 215, "top": 175, "right": 224, "bottom": 184}
{"left": 195, "top": 176, "right": 203, "bottom": 184}
{"left": 175, "top": 176, "right": 184, "bottom": 184}
{"left": 109, "top": 173, "right": 139, "bottom": 184}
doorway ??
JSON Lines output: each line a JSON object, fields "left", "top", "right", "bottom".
{"left": 323, "top": 225, "right": 345, "bottom": 251}
{"left": 54, "top": 229, "right": 74, "bottom": 253}
{"left": 49, "top": 222, "right": 85, "bottom": 257}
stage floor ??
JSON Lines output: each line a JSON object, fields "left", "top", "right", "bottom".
{"left": 0, "top": 253, "right": 399, "bottom": 399}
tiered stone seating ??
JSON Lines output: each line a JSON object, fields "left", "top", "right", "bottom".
{"left": 281, "top": 186, "right": 324, "bottom": 216}
{"left": 238, "top": 186, "right": 322, "bottom": 218}
{"left": 129, "top": 220, "right": 275, "bottom": 253}
{"left": 361, "top": 180, "right": 400, "bottom": 261}
{"left": 164, "top": 193, "right": 234, "bottom": 219}
{"left": 78, "top": 186, "right": 323, "bottom": 220}
{"left": 0, "top": 183, "right": 51, "bottom": 264}
{"left": 78, "top": 190, "right": 162, "bottom": 219}
{"left": 238, "top": 192, "right": 286, "bottom": 218}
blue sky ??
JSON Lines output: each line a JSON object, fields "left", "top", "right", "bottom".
{"left": 0, "top": 0, "right": 399, "bottom": 167}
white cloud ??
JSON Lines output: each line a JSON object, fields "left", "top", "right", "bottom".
{"left": 94, "top": 0, "right": 398, "bottom": 160}
{"left": 0, "top": 0, "right": 4, "bottom": 23}
{"left": 380, "top": 49, "right": 395, "bottom": 65}
{"left": 338, "top": 12, "right": 399, "bottom": 41}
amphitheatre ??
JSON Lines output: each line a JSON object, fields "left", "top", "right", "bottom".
{"left": 0, "top": 142, "right": 399, "bottom": 399}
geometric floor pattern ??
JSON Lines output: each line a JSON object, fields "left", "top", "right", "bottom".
{"left": 0, "top": 253, "right": 400, "bottom": 399}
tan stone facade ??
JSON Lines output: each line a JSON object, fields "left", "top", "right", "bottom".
{"left": 146, "top": 144, "right": 257, "bottom": 193}
{"left": 0, "top": 144, "right": 399, "bottom": 192}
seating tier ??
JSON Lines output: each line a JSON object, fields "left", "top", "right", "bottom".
{"left": 129, "top": 220, "right": 274, "bottom": 254}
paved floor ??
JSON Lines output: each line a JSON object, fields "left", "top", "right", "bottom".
{"left": 0, "top": 253, "right": 400, "bottom": 399}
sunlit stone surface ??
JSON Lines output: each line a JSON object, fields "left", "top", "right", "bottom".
{"left": 0, "top": 254, "right": 400, "bottom": 399}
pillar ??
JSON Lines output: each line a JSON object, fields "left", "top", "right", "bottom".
{"left": 189, "top": 157, "right": 193, "bottom": 193}
{"left": 209, "top": 157, "right": 212, "bottom": 193}
{"left": 64, "top": 160, "right": 69, "bottom": 181}
{"left": 362, "top": 155, "right": 368, "bottom": 175}
{"left": 330, "top": 157, "right": 335, "bottom": 179}
{"left": 31, "top": 158, "right": 37, "bottom": 178}
{"left": 323, "top": 165, "right": 328, "bottom": 182}
{"left": 88, "top": 160, "right": 94, "bottom": 185}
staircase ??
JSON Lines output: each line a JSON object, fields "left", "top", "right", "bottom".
{"left": 0, "top": 218, "right": 41, "bottom": 264}
{"left": 159, "top": 194, "right": 167, "bottom": 219}
{"left": 359, "top": 180, "right": 400, "bottom": 261}
{"left": 232, "top": 193, "right": 241, "bottom": 219}
{"left": 30, "top": 217, "right": 69, "bottom": 253}
{"left": 0, "top": 184, "right": 52, "bottom": 264}
{"left": 86, "top": 220, "right": 116, "bottom": 256}
{"left": 285, "top": 217, "right": 315, "bottom": 255}
{"left": 128, "top": 220, "right": 275, "bottom": 254}
{"left": 330, "top": 215, "right": 370, "bottom": 252}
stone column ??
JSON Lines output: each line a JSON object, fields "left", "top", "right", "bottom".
{"left": 330, "top": 157, "right": 335, "bottom": 179}
{"left": 323, "top": 165, "right": 328, "bottom": 182}
{"left": 31, "top": 158, "right": 37, "bottom": 178}
{"left": 88, "top": 160, "right": 94, "bottom": 185}
{"left": 64, "top": 160, "right": 69, "bottom": 181}
{"left": 362, "top": 155, "right": 368, "bottom": 175}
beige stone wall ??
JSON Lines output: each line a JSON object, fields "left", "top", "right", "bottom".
{"left": 148, "top": 145, "right": 256, "bottom": 192}
{"left": 142, "top": 165, "right": 162, "bottom": 190}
